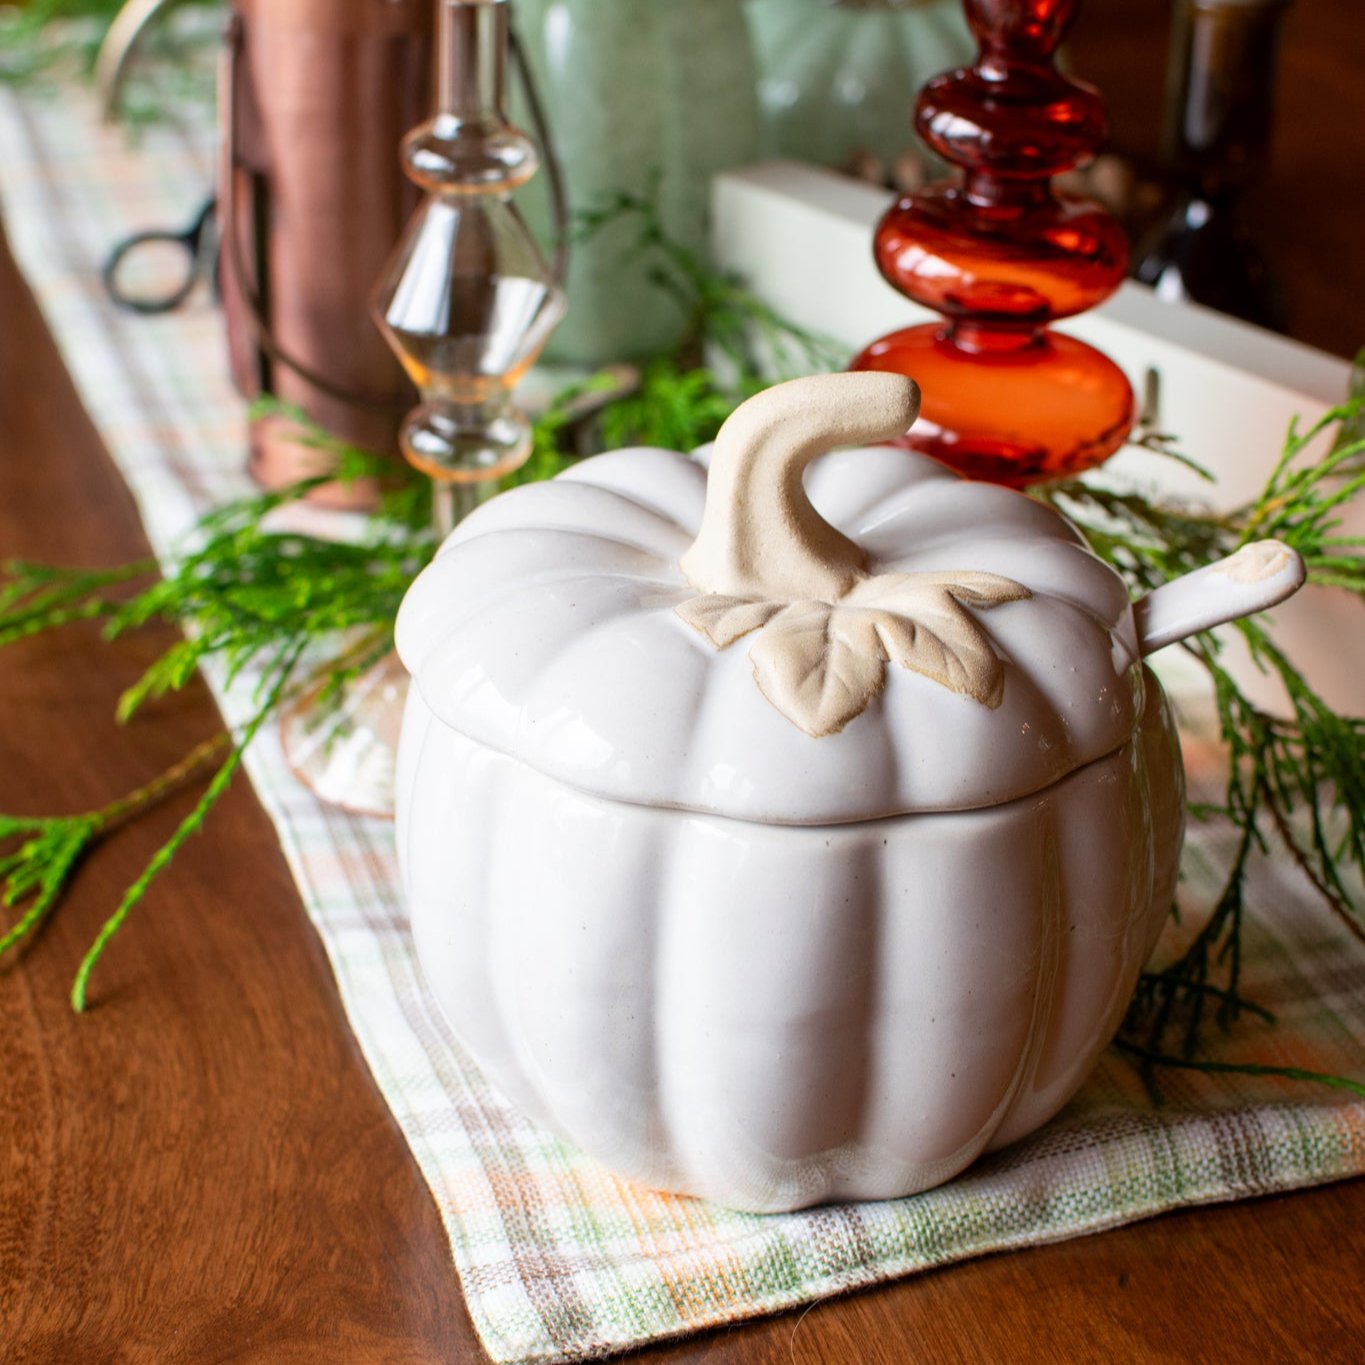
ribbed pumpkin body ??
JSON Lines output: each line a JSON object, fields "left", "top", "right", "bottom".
{"left": 396, "top": 438, "right": 1186, "bottom": 1212}
{"left": 397, "top": 679, "right": 1182, "bottom": 1212}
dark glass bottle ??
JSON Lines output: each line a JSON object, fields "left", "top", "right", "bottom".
{"left": 1135, "top": 0, "right": 1291, "bottom": 331}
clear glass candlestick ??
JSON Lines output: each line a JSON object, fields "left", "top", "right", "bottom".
{"left": 284, "top": 0, "right": 565, "bottom": 815}
{"left": 373, "top": 0, "right": 565, "bottom": 536}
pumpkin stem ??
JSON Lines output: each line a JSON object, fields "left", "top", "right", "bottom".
{"left": 680, "top": 373, "right": 921, "bottom": 602}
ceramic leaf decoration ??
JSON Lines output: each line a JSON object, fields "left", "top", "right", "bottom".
{"left": 680, "top": 572, "right": 1029, "bottom": 737}
{"left": 395, "top": 371, "right": 1308, "bottom": 823}
{"left": 746, "top": 601, "right": 886, "bottom": 739}
{"left": 675, "top": 595, "right": 786, "bottom": 649}
{"left": 675, "top": 373, "right": 1030, "bottom": 736}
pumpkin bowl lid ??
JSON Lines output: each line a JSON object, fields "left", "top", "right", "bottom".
{"left": 395, "top": 375, "right": 1144, "bottom": 824}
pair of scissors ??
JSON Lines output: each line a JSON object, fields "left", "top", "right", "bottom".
{"left": 102, "top": 196, "right": 217, "bottom": 315}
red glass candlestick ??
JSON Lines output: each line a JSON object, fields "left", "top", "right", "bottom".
{"left": 851, "top": 0, "right": 1132, "bottom": 487}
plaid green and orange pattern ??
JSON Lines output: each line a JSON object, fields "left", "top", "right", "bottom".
{"left": 1, "top": 80, "right": 1362, "bottom": 1365}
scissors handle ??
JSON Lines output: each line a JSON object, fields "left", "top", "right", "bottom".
{"left": 102, "top": 198, "right": 216, "bottom": 315}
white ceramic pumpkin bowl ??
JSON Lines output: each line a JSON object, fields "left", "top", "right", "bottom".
{"left": 394, "top": 373, "right": 1305, "bottom": 1214}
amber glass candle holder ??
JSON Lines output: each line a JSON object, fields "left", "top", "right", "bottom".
{"left": 373, "top": 0, "right": 564, "bottom": 536}
{"left": 851, "top": 0, "right": 1133, "bottom": 487}
{"left": 283, "top": 0, "right": 564, "bottom": 816}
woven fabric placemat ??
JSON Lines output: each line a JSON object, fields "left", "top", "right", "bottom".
{"left": 1, "top": 76, "right": 1361, "bottom": 1364}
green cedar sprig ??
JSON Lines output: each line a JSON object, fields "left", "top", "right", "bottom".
{"left": 0, "top": 372, "right": 615, "bottom": 1006}
{"left": 68, "top": 647, "right": 299, "bottom": 1011}
{"left": 0, "top": 421, "right": 431, "bottom": 1006}
{"left": 576, "top": 186, "right": 847, "bottom": 454}
{"left": 1043, "top": 401, "right": 1365, "bottom": 1097}
{"left": 1112, "top": 1040, "right": 1365, "bottom": 1100}
{"left": 0, "top": 734, "right": 230, "bottom": 969}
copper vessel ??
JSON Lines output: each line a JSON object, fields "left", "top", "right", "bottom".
{"left": 221, "top": 0, "right": 433, "bottom": 505}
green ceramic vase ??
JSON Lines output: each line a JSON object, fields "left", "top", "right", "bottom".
{"left": 745, "top": 0, "right": 974, "bottom": 173}
{"left": 511, "top": 0, "right": 761, "bottom": 366}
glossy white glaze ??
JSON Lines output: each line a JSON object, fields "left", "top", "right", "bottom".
{"left": 396, "top": 442, "right": 1141, "bottom": 823}
{"left": 397, "top": 668, "right": 1184, "bottom": 1213}
{"left": 394, "top": 378, "right": 1302, "bottom": 1211}
{"left": 1134, "top": 539, "right": 1307, "bottom": 656}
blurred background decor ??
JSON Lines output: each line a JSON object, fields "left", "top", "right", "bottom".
{"left": 1134, "top": 0, "right": 1291, "bottom": 331}
{"left": 11, "top": 0, "right": 1362, "bottom": 386}
{"left": 61, "top": 0, "right": 761, "bottom": 472}
{"left": 745, "top": 0, "right": 973, "bottom": 188}
{"left": 510, "top": 0, "right": 761, "bottom": 365}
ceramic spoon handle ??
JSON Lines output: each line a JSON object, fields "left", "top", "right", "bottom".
{"left": 1134, "top": 539, "right": 1306, "bottom": 658}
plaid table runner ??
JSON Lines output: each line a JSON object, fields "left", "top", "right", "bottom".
{"left": 2, "top": 75, "right": 1363, "bottom": 1365}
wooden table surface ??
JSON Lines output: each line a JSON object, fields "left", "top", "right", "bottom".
{"left": 3, "top": 6, "right": 1364, "bottom": 1361}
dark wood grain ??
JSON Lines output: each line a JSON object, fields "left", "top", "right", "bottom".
{"left": 3, "top": 6, "right": 1365, "bottom": 1356}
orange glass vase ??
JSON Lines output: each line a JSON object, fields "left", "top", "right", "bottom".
{"left": 851, "top": 0, "right": 1133, "bottom": 487}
